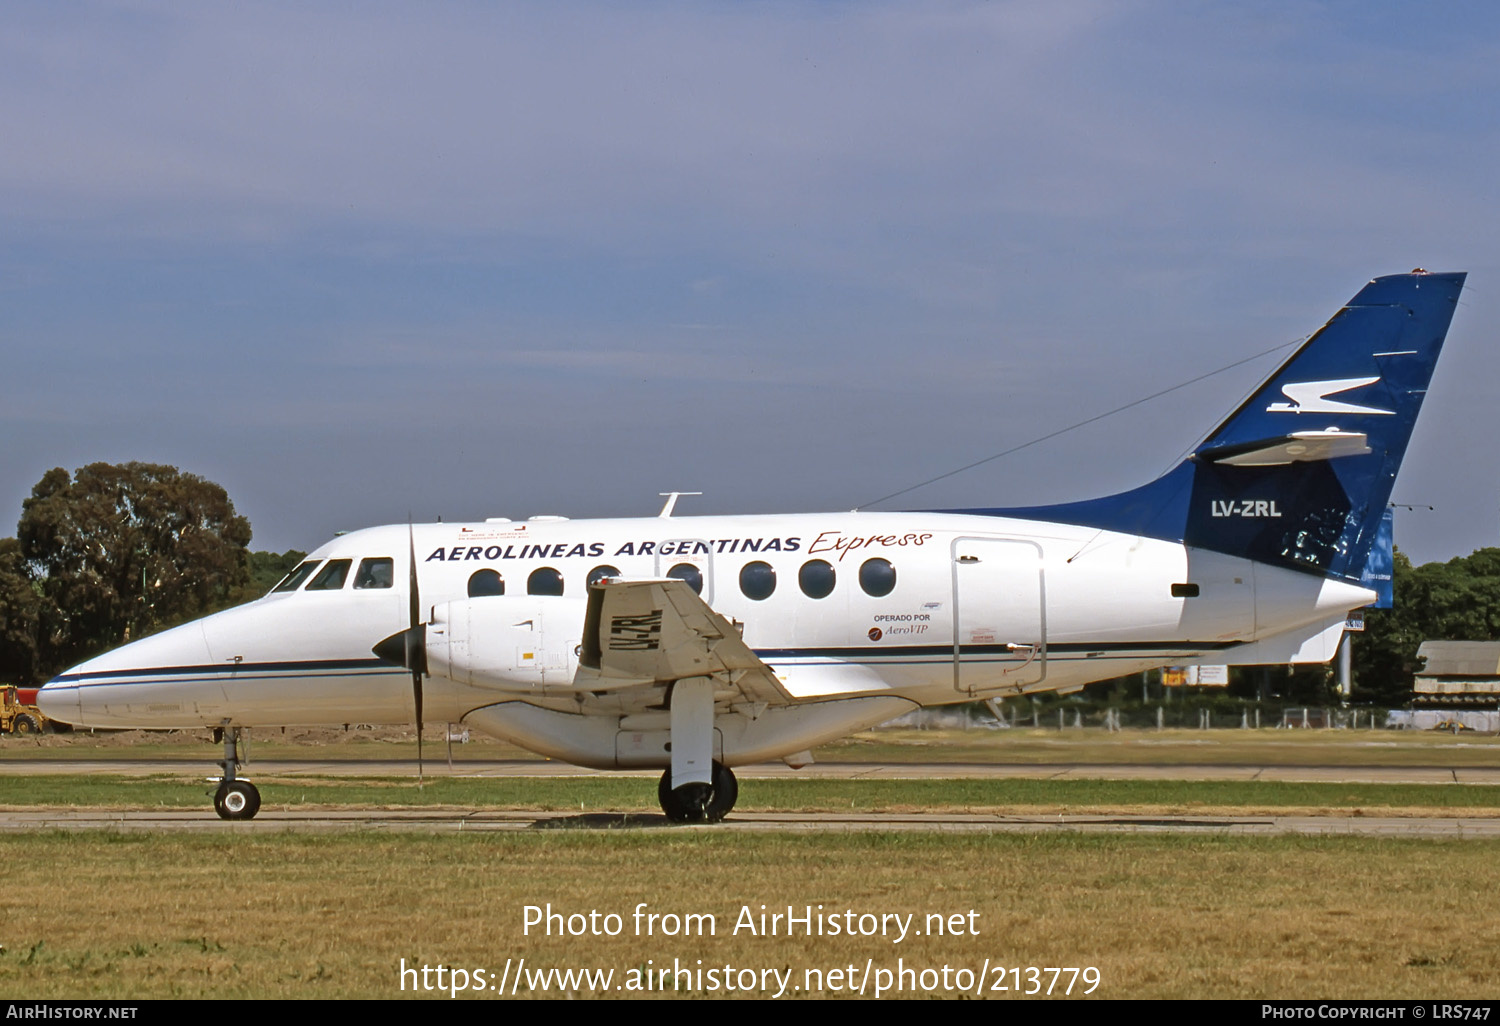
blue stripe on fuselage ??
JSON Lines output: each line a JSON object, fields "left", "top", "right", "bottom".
{"left": 46, "top": 640, "right": 1239, "bottom": 689}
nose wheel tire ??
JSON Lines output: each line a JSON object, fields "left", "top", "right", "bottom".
{"left": 214, "top": 780, "right": 261, "bottom": 820}
{"left": 658, "top": 761, "right": 737, "bottom": 823}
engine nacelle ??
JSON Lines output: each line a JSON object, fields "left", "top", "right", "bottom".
{"left": 426, "top": 596, "right": 586, "bottom": 690}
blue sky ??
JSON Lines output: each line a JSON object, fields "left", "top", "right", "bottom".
{"left": 3, "top": 1, "right": 1498, "bottom": 564}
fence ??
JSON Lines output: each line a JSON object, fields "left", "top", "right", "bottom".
{"left": 1385, "top": 709, "right": 1500, "bottom": 732}
{"left": 881, "top": 701, "right": 1407, "bottom": 731}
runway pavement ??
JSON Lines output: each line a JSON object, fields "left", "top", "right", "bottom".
{"left": 2, "top": 754, "right": 1499, "bottom": 837}
{"left": 1, "top": 807, "right": 1496, "bottom": 837}
{"left": 2, "top": 756, "right": 1499, "bottom": 784}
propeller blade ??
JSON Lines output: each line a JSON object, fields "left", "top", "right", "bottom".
{"left": 408, "top": 522, "right": 424, "bottom": 786}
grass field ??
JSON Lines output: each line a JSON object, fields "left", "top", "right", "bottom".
{"left": 3, "top": 774, "right": 1500, "bottom": 818}
{"left": 3, "top": 831, "right": 1498, "bottom": 1000}
{"left": 827, "top": 726, "right": 1500, "bottom": 767}
{"left": 5, "top": 726, "right": 1500, "bottom": 1000}
{"left": 8, "top": 724, "right": 1500, "bottom": 766}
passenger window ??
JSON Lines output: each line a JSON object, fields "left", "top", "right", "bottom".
{"left": 468, "top": 569, "right": 505, "bottom": 597}
{"left": 587, "top": 565, "right": 621, "bottom": 586}
{"left": 528, "top": 567, "right": 564, "bottom": 596}
{"left": 272, "top": 560, "right": 321, "bottom": 593}
{"left": 799, "top": 559, "right": 836, "bottom": 599}
{"left": 739, "top": 561, "right": 776, "bottom": 601}
{"left": 858, "top": 558, "right": 897, "bottom": 597}
{"left": 667, "top": 563, "right": 703, "bottom": 595}
{"left": 355, "top": 557, "right": 395, "bottom": 590}
{"left": 306, "top": 559, "right": 352, "bottom": 591}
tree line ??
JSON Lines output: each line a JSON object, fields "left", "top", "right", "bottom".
{"left": 1352, "top": 547, "right": 1500, "bottom": 705}
{"left": 0, "top": 463, "right": 302, "bottom": 684}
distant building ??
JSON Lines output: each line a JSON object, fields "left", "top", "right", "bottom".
{"left": 1396, "top": 642, "right": 1500, "bottom": 730}
{"left": 1413, "top": 641, "right": 1500, "bottom": 702}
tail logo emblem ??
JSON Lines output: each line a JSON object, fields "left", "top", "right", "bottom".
{"left": 1267, "top": 377, "right": 1393, "bottom": 416}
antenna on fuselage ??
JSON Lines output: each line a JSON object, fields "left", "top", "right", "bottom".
{"left": 855, "top": 338, "right": 1302, "bottom": 509}
{"left": 658, "top": 492, "right": 702, "bottom": 518}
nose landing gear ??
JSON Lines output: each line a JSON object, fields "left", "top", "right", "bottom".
{"left": 214, "top": 779, "right": 261, "bottom": 819}
{"left": 211, "top": 724, "right": 261, "bottom": 820}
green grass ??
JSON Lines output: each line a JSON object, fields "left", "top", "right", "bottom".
{"left": 822, "top": 727, "right": 1500, "bottom": 766}
{"left": 6, "top": 773, "right": 1500, "bottom": 814}
{"left": 3, "top": 831, "right": 1499, "bottom": 999}
{"left": 8, "top": 727, "right": 1500, "bottom": 1000}
{"left": 10, "top": 725, "right": 1500, "bottom": 766}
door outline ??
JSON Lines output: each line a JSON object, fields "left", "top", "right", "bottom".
{"left": 950, "top": 536, "right": 1047, "bottom": 695}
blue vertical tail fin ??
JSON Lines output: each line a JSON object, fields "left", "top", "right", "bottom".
{"left": 963, "top": 270, "right": 1466, "bottom": 579}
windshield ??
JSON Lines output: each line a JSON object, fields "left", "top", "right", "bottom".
{"left": 306, "top": 559, "right": 353, "bottom": 591}
{"left": 271, "top": 560, "right": 322, "bottom": 593}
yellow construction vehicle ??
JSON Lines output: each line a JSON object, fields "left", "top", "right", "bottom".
{"left": 1, "top": 685, "right": 48, "bottom": 735}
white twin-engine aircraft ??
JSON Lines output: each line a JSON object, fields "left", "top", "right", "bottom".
{"left": 39, "top": 271, "right": 1466, "bottom": 822}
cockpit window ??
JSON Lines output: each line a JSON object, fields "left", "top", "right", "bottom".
{"left": 355, "top": 557, "right": 395, "bottom": 590}
{"left": 306, "top": 559, "right": 353, "bottom": 591}
{"left": 272, "top": 560, "right": 322, "bottom": 593}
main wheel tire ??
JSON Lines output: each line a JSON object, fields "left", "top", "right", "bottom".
{"left": 657, "top": 761, "right": 737, "bottom": 823}
{"left": 705, "top": 762, "right": 737, "bottom": 821}
{"left": 213, "top": 780, "right": 261, "bottom": 820}
{"left": 11, "top": 714, "right": 39, "bottom": 735}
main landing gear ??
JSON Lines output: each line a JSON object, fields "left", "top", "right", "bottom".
{"left": 654, "top": 675, "right": 739, "bottom": 823}
{"left": 658, "top": 760, "right": 738, "bottom": 823}
{"left": 211, "top": 724, "right": 261, "bottom": 820}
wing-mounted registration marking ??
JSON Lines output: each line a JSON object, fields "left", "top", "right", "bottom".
{"left": 578, "top": 579, "right": 791, "bottom": 705}
{"left": 608, "top": 610, "right": 663, "bottom": 651}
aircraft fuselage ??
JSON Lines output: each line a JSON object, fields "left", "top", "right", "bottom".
{"left": 40, "top": 509, "right": 1369, "bottom": 768}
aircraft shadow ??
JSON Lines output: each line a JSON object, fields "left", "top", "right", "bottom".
{"left": 529, "top": 811, "right": 676, "bottom": 830}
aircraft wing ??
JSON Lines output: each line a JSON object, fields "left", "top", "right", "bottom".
{"left": 577, "top": 578, "right": 792, "bottom": 705}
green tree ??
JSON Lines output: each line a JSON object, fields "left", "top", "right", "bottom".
{"left": 0, "top": 537, "right": 42, "bottom": 683}
{"left": 237, "top": 549, "right": 307, "bottom": 603}
{"left": 1354, "top": 547, "right": 1500, "bottom": 704}
{"left": 17, "top": 462, "right": 253, "bottom": 678}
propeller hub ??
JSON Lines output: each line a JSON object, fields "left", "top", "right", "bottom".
{"left": 373, "top": 628, "right": 420, "bottom": 669}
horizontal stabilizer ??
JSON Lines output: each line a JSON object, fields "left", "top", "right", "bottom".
{"left": 1218, "top": 615, "right": 1351, "bottom": 665}
{"left": 1198, "top": 429, "right": 1370, "bottom": 467}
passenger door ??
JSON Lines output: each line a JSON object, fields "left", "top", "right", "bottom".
{"left": 951, "top": 537, "right": 1046, "bottom": 694}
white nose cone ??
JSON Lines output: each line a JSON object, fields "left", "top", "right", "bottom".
{"left": 35, "top": 678, "right": 81, "bottom": 725}
{"left": 39, "top": 620, "right": 217, "bottom": 729}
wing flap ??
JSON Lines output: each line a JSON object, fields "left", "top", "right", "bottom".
{"left": 578, "top": 579, "right": 791, "bottom": 704}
